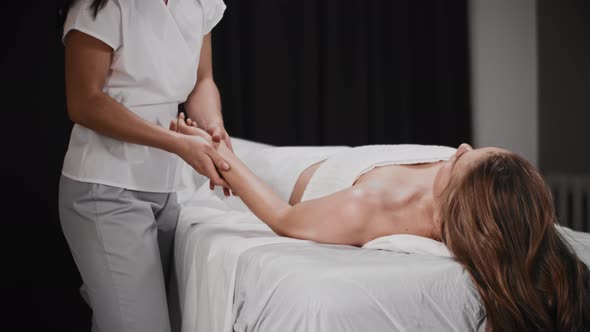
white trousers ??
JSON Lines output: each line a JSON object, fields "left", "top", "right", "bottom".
{"left": 58, "top": 175, "right": 179, "bottom": 332}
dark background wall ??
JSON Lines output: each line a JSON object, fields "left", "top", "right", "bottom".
{"left": 212, "top": 0, "right": 471, "bottom": 147}
{"left": 538, "top": 0, "right": 590, "bottom": 174}
{"left": 5, "top": 1, "right": 91, "bottom": 331}
{"left": 15, "top": 1, "right": 470, "bottom": 331}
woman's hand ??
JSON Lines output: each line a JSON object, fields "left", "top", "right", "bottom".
{"left": 171, "top": 114, "right": 234, "bottom": 196}
{"left": 176, "top": 134, "right": 231, "bottom": 191}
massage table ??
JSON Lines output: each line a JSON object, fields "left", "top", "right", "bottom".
{"left": 171, "top": 138, "right": 590, "bottom": 332}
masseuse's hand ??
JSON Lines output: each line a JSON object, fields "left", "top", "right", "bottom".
{"left": 184, "top": 117, "right": 234, "bottom": 195}
{"left": 171, "top": 117, "right": 232, "bottom": 194}
{"left": 184, "top": 116, "right": 233, "bottom": 153}
{"left": 208, "top": 125, "right": 233, "bottom": 152}
{"left": 206, "top": 126, "right": 233, "bottom": 194}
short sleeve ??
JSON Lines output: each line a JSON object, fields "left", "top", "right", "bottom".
{"left": 201, "top": 0, "right": 226, "bottom": 35}
{"left": 62, "top": 0, "right": 122, "bottom": 51}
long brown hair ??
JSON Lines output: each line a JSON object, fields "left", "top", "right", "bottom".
{"left": 439, "top": 152, "right": 590, "bottom": 331}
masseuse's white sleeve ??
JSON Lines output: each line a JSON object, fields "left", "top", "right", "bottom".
{"left": 202, "top": 0, "right": 227, "bottom": 34}
{"left": 63, "top": 0, "right": 122, "bottom": 50}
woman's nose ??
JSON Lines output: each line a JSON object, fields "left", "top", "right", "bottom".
{"left": 458, "top": 143, "right": 473, "bottom": 153}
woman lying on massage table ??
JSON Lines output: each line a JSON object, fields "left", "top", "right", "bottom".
{"left": 171, "top": 114, "right": 589, "bottom": 332}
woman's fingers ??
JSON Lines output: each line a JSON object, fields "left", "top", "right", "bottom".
{"left": 186, "top": 117, "right": 198, "bottom": 128}
{"left": 174, "top": 117, "right": 212, "bottom": 142}
{"left": 208, "top": 180, "right": 233, "bottom": 197}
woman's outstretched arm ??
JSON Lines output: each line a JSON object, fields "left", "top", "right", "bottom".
{"left": 215, "top": 140, "right": 292, "bottom": 226}
{"left": 213, "top": 140, "right": 375, "bottom": 246}
{"left": 173, "top": 115, "right": 375, "bottom": 245}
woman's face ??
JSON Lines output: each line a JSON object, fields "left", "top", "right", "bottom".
{"left": 433, "top": 143, "right": 506, "bottom": 199}
{"left": 431, "top": 144, "right": 507, "bottom": 237}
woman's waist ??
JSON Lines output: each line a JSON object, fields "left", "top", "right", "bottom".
{"left": 66, "top": 103, "right": 179, "bottom": 147}
{"left": 290, "top": 160, "right": 326, "bottom": 204}
{"left": 61, "top": 129, "right": 184, "bottom": 192}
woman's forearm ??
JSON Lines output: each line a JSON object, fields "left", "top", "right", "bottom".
{"left": 216, "top": 142, "right": 292, "bottom": 235}
{"left": 70, "top": 93, "right": 186, "bottom": 155}
{"left": 215, "top": 142, "right": 369, "bottom": 245}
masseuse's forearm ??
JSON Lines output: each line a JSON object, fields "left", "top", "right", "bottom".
{"left": 185, "top": 77, "right": 223, "bottom": 130}
{"left": 216, "top": 143, "right": 292, "bottom": 235}
{"left": 69, "top": 93, "right": 185, "bottom": 155}
{"left": 185, "top": 33, "right": 223, "bottom": 130}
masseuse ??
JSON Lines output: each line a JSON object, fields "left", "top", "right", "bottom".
{"left": 58, "top": 0, "right": 230, "bottom": 331}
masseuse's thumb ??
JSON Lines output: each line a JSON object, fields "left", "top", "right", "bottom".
{"left": 209, "top": 126, "right": 222, "bottom": 143}
{"left": 206, "top": 146, "right": 230, "bottom": 172}
{"left": 217, "top": 158, "right": 230, "bottom": 172}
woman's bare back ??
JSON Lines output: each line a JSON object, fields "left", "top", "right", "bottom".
{"left": 172, "top": 115, "right": 451, "bottom": 244}
{"left": 290, "top": 160, "right": 445, "bottom": 239}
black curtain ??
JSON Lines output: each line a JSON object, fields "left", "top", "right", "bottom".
{"left": 5, "top": 2, "right": 92, "bottom": 332}
{"left": 212, "top": 0, "right": 471, "bottom": 147}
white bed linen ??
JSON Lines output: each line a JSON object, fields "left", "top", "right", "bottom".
{"left": 173, "top": 187, "right": 484, "bottom": 332}
{"left": 172, "top": 138, "right": 590, "bottom": 332}
{"left": 175, "top": 182, "right": 302, "bottom": 331}
{"left": 172, "top": 140, "right": 469, "bottom": 332}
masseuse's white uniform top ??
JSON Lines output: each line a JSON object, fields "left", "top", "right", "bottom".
{"left": 62, "top": 0, "right": 226, "bottom": 192}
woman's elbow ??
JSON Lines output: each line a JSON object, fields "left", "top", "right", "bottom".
{"left": 65, "top": 95, "right": 86, "bottom": 124}
{"left": 272, "top": 209, "right": 293, "bottom": 237}
{"left": 273, "top": 208, "right": 308, "bottom": 239}
{"left": 66, "top": 105, "right": 83, "bottom": 124}
{"left": 65, "top": 94, "right": 99, "bottom": 126}
{"left": 271, "top": 225, "right": 296, "bottom": 239}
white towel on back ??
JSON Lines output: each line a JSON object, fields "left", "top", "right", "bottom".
{"left": 301, "top": 144, "right": 457, "bottom": 201}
